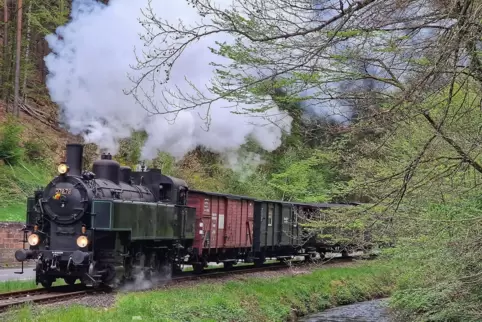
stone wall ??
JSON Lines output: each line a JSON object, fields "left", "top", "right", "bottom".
{"left": 0, "top": 222, "right": 33, "bottom": 268}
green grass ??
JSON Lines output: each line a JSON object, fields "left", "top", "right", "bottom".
{"left": 0, "top": 162, "right": 52, "bottom": 222}
{"left": 4, "top": 260, "right": 397, "bottom": 322}
{"left": 0, "top": 279, "right": 67, "bottom": 293}
{"left": 0, "top": 261, "right": 277, "bottom": 293}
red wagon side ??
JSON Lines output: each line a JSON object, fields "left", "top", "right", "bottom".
{"left": 187, "top": 190, "right": 256, "bottom": 266}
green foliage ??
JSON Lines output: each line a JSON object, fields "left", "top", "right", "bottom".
{"left": 116, "top": 131, "right": 148, "bottom": 168}
{"left": 0, "top": 117, "right": 55, "bottom": 221}
{"left": 302, "top": 204, "right": 393, "bottom": 249}
{"left": 23, "top": 138, "right": 46, "bottom": 162}
{"left": 387, "top": 194, "right": 482, "bottom": 321}
{"left": 27, "top": 0, "right": 70, "bottom": 36}
{"left": 149, "top": 152, "right": 177, "bottom": 176}
{"left": 4, "top": 262, "right": 396, "bottom": 322}
{"left": 326, "top": 29, "right": 365, "bottom": 39}
{"left": 0, "top": 161, "right": 53, "bottom": 221}
{"left": 267, "top": 149, "right": 334, "bottom": 202}
{"left": 0, "top": 116, "right": 24, "bottom": 165}
{"left": 328, "top": 82, "right": 482, "bottom": 320}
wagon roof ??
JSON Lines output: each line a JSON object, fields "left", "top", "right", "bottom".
{"left": 189, "top": 189, "right": 363, "bottom": 207}
{"left": 188, "top": 189, "right": 257, "bottom": 200}
{"left": 258, "top": 199, "right": 362, "bottom": 208}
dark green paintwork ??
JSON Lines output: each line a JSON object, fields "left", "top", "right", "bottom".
{"left": 91, "top": 199, "right": 196, "bottom": 240}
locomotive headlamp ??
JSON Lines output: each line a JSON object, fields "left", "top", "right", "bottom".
{"left": 76, "top": 235, "right": 88, "bottom": 248}
{"left": 28, "top": 233, "right": 40, "bottom": 246}
{"left": 57, "top": 163, "right": 69, "bottom": 175}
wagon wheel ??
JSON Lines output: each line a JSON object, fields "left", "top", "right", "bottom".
{"left": 64, "top": 277, "right": 77, "bottom": 286}
{"left": 254, "top": 257, "right": 265, "bottom": 267}
{"left": 223, "top": 261, "right": 234, "bottom": 270}
{"left": 192, "top": 263, "right": 204, "bottom": 274}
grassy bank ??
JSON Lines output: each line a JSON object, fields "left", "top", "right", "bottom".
{"left": 5, "top": 261, "right": 396, "bottom": 322}
{"left": 0, "top": 162, "right": 52, "bottom": 222}
{"left": 0, "top": 117, "right": 55, "bottom": 222}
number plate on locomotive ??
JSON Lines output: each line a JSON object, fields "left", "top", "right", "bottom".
{"left": 55, "top": 188, "right": 72, "bottom": 195}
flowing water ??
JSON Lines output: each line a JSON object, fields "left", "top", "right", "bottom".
{"left": 299, "top": 299, "right": 393, "bottom": 322}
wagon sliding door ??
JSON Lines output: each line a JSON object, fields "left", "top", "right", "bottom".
{"left": 266, "top": 203, "right": 274, "bottom": 248}
{"left": 290, "top": 206, "right": 300, "bottom": 246}
{"left": 280, "top": 205, "right": 291, "bottom": 246}
{"left": 273, "top": 203, "right": 282, "bottom": 246}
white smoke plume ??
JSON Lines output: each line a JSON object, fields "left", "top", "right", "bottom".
{"left": 118, "top": 264, "right": 172, "bottom": 292}
{"left": 45, "top": 0, "right": 292, "bottom": 162}
{"left": 223, "top": 151, "right": 265, "bottom": 182}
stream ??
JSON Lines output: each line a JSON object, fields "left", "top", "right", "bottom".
{"left": 298, "top": 298, "right": 393, "bottom": 322}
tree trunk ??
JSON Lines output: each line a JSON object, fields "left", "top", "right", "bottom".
{"left": 13, "top": 0, "right": 23, "bottom": 117}
{"left": 22, "top": 0, "right": 31, "bottom": 103}
{"left": 2, "top": 0, "right": 9, "bottom": 109}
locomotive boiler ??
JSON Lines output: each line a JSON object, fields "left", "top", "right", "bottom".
{"left": 15, "top": 144, "right": 196, "bottom": 288}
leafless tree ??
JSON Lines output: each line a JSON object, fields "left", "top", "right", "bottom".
{"left": 13, "top": 0, "right": 23, "bottom": 117}
{"left": 128, "top": 0, "right": 481, "bottom": 117}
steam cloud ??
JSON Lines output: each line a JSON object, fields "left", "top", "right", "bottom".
{"left": 119, "top": 264, "right": 172, "bottom": 292}
{"left": 45, "top": 0, "right": 292, "bottom": 161}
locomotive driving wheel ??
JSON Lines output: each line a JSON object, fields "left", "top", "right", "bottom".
{"left": 36, "top": 263, "right": 54, "bottom": 288}
{"left": 40, "top": 279, "right": 53, "bottom": 288}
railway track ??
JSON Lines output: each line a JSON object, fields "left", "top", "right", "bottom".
{"left": 0, "top": 255, "right": 370, "bottom": 312}
{"left": 0, "top": 284, "right": 107, "bottom": 313}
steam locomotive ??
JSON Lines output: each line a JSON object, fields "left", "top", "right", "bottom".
{"left": 14, "top": 144, "right": 363, "bottom": 288}
{"left": 15, "top": 144, "right": 196, "bottom": 287}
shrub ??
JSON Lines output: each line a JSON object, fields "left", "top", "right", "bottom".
{"left": 0, "top": 116, "right": 24, "bottom": 165}
{"left": 23, "top": 139, "right": 45, "bottom": 162}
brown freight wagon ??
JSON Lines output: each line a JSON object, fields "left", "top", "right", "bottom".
{"left": 187, "top": 190, "right": 256, "bottom": 268}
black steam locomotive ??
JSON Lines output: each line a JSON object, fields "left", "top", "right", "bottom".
{"left": 15, "top": 144, "right": 196, "bottom": 287}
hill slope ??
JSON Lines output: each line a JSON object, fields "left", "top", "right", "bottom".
{"left": 0, "top": 102, "right": 77, "bottom": 222}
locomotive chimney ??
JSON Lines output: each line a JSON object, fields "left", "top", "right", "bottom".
{"left": 66, "top": 144, "right": 83, "bottom": 176}
{"left": 101, "top": 153, "right": 112, "bottom": 160}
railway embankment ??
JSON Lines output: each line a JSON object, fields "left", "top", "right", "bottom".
{"left": 2, "top": 260, "right": 397, "bottom": 322}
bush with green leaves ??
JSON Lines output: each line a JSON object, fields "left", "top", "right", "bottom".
{"left": 0, "top": 116, "right": 24, "bottom": 165}
{"left": 23, "top": 139, "right": 46, "bottom": 162}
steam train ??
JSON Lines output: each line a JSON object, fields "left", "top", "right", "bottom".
{"left": 14, "top": 144, "right": 362, "bottom": 288}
